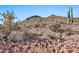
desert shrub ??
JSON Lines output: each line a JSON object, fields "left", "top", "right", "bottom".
{"left": 49, "top": 23, "right": 60, "bottom": 32}
{"left": 64, "top": 26, "right": 72, "bottom": 32}
{"left": 74, "top": 30, "right": 79, "bottom": 34}
{"left": 0, "top": 34, "right": 3, "bottom": 41}
{"left": 13, "top": 24, "right": 22, "bottom": 31}
{"left": 0, "top": 24, "right": 4, "bottom": 29}
{"left": 64, "top": 27, "right": 75, "bottom": 36}
{"left": 26, "top": 25, "right": 32, "bottom": 28}
{"left": 41, "top": 23, "right": 47, "bottom": 28}
{"left": 49, "top": 23, "right": 64, "bottom": 33}
{"left": 48, "top": 34, "right": 57, "bottom": 40}
{"left": 65, "top": 31, "right": 72, "bottom": 36}
{"left": 34, "top": 23, "right": 40, "bottom": 28}
{"left": 38, "top": 19, "right": 42, "bottom": 22}
{"left": 0, "top": 37, "right": 2, "bottom": 41}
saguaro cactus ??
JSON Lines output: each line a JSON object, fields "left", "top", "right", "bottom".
{"left": 67, "top": 8, "right": 71, "bottom": 24}
{"left": 0, "top": 10, "right": 16, "bottom": 35}
{"left": 71, "top": 8, "right": 73, "bottom": 23}
{"left": 67, "top": 7, "right": 73, "bottom": 24}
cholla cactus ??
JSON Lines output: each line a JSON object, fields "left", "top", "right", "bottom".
{"left": 0, "top": 10, "right": 17, "bottom": 34}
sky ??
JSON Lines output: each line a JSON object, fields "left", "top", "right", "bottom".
{"left": 0, "top": 5, "right": 79, "bottom": 23}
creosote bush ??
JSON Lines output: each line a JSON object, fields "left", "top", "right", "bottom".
{"left": 49, "top": 23, "right": 64, "bottom": 33}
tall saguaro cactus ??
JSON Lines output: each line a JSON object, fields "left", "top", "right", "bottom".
{"left": 0, "top": 10, "right": 16, "bottom": 35}
{"left": 71, "top": 8, "right": 73, "bottom": 23}
{"left": 67, "top": 7, "right": 73, "bottom": 24}
{"left": 67, "top": 8, "right": 71, "bottom": 24}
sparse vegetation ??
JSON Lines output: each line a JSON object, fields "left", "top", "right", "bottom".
{"left": 0, "top": 8, "right": 79, "bottom": 53}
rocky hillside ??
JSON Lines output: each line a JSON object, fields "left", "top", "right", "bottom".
{"left": 18, "top": 15, "right": 79, "bottom": 40}
{"left": 0, "top": 15, "right": 79, "bottom": 53}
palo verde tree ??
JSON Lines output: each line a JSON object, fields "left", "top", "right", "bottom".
{"left": 0, "top": 10, "right": 17, "bottom": 35}
{"left": 67, "top": 7, "right": 73, "bottom": 24}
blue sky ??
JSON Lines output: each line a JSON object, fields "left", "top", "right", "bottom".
{"left": 0, "top": 5, "right": 79, "bottom": 22}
